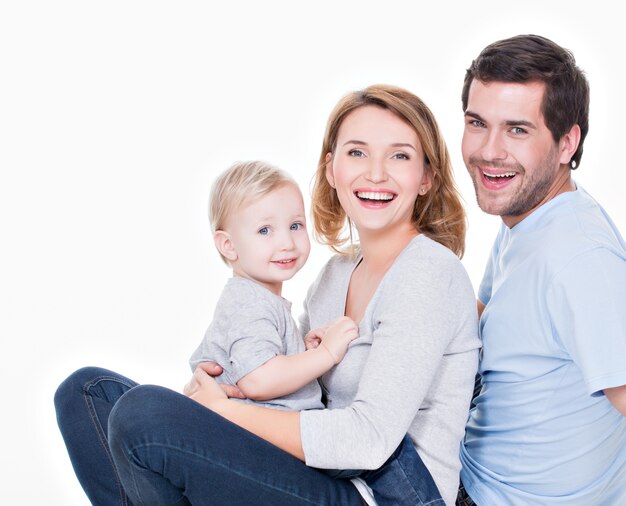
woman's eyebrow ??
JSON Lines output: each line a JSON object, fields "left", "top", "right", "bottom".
{"left": 342, "top": 140, "right": 417, "bottom": 150}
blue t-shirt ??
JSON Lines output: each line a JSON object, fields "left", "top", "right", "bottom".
{"left": 461, "top": 187, "right": 626, "bottom": 505}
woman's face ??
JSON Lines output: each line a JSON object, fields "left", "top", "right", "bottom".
{"left": 326, "top": 105, "right": 431, "bottom": 237}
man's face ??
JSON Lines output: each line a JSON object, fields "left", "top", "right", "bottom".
{"left": 462, "top": 80, "right": 572, "bottom": 227}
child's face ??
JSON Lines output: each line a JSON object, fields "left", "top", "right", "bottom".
{"left": 226, "top": 184, "right": 310, "bottom": 295}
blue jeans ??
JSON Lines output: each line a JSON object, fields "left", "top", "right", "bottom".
{"left": 324, "top": 435, "right": 444, "bottom": 505}
{"left": 55, "top": 367, "right": 442, "bottom": 505}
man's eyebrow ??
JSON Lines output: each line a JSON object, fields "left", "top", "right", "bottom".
{"left": 464, "top": 110, "right": 537, "bottom": 129}
{"left": 504, "top": 119, "right": 536, "bottom": 129}
{"left": 464, "top": 110, "right": 484, "bottom": 121}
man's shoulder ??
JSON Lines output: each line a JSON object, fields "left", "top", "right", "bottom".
{"left": 526, "top": 188, "right": 625, "bottom": 258}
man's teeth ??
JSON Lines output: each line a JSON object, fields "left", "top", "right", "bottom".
{"left": 483, "top": 171, "right": 515, "bottom": 178}
{"left": 357, "top": 191, "right": 394, "bottom": 201}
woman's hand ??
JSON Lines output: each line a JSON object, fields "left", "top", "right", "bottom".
{"left": 184, "top": 362, "right": 245, "bottom": 400}
{"left": 184, "top": 365, "right": 229, "bottom": 409}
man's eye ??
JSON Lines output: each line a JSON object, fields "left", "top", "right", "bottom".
{"left": 258, "top": 227, "right": 270, "bottom": 235}
{"left": 511, "top": 127, "right": 527, "bottom": 134}
{"left": 469, "top": 120, "right": 485, "bottom": 128}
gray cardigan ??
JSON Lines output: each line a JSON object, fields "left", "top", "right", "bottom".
{"left": 299, "top": 235, "right": 480, "bottom": 505}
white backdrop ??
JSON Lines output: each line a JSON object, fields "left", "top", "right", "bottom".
{"left": 1, "top": 1, "right": 624, "bottom": 504}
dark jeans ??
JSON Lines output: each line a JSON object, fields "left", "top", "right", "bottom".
{"left": 324, "top": 435, "right": 444, "bottom": 505}
{"left": 455, "top": 483, "right": 476, "bottom": 506}
{"left": 54, "top": 367, "right": 442, "bottom": 505}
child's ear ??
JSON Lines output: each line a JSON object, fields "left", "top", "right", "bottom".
{"left": 214, "top": 230, "right": 238, "bottom": 262}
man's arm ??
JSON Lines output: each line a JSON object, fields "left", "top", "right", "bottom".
{"left": 477, "top": 300, "right": 486, "bottom": 319}
{"left": 604, "top": 385, "right": 626, "bottom": 417}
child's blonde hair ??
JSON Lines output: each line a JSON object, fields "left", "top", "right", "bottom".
{"left": 210, "top": 160, "right": 298, "bottom": 264}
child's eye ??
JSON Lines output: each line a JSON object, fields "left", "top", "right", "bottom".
{"left": 258, "top": 226, "right": 271, "bottom": 235}
{"left": 290, "top": 222, "right": 304, "bottom": 231}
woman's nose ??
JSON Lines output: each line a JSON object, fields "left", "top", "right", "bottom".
{"left": 366, "top": 159, "right": 388, "bottom": 183}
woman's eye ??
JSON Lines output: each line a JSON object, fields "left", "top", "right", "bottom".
{"left": 348, "top": 149, "right": 365, "bottom": 157}
{"left": 258, "top": 226, "right": 271, "bottom": 235}
{"left": 393, "top": 153, "right": 409, "bottom": 160}
{"left": 290, "top": 222, "right": 303, "bottom": 231}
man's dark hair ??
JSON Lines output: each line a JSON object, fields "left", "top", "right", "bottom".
{"left": 461, "top": 34, "right": 589, "bottom": 169}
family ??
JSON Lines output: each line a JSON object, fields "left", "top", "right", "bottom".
{"left": 54, "top": 34, "right": 626, "bottom": 505}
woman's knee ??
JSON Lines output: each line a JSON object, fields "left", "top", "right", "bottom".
{"left": 54, "top": 367, "right": 108, "bottom": 414}
{"left": 108, "top": 385, "right": 177, "bottom": 443}
{"left": 108, "top": 384, "right": 194, "bottom": 473}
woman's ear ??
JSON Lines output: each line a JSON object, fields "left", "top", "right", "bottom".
{"left": 420, "top": 166, "right": 433, "bottom": 195}
{"left": 325, "top": 152, "right": 335, "bottom": 188}
{"left": 214, "top": 230, "right": 237, "bottom": 262}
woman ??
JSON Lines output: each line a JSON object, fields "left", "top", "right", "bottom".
{"left": 55, "top": 84, "right": 480, "bottom": 505}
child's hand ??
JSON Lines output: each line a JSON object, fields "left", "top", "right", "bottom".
{"left": 319, "top": 316, "right": 359, "bottom": 364}
{"left": 304, "top": 327, "right": 326, "bottom": 350}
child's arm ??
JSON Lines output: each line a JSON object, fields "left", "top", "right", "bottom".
{"left": 237, "top": 316, "right": 358, "bottom": 401}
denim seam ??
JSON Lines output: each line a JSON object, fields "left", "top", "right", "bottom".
{"left": 396, "top": 452, "right": 445, "bottom": 506}
{"left": 83, "top": 375, "right": 134, "bottom": 506}
{"left": 127, "top": 442, "right": 339, "bottom": 505}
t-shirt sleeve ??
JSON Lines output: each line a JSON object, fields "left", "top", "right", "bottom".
{"left": 226, "top": 299, "right": 287, "bottom": 382}
{"left": 547, "top": 247, "right": 626, "bottom": 395}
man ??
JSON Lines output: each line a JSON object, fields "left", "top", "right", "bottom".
{"left": 457, "top": 34, "right": 626, "bottom": 505}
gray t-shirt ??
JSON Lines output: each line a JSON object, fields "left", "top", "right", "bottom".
{"left": 299, "top": 235, "right": 481, "bottom": 506}
{"left": 189, "top": 276, "right": 324, "bottom": 411}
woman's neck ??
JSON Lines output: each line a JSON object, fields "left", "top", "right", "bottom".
{"left": 345, "top": 223, "right": 419, "bottom": 323}
{"left": 358, "top": 224, "right": 419, "bottom": 274}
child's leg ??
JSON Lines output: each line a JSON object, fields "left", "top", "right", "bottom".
{"left": 360, "top": 434, "right": 445, "bottom": 506}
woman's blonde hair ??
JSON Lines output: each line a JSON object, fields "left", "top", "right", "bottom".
{"left": 311, "top": 84, "right": 466, "bottom": 258}
{"left": 210, "top": 160, "right": 297, "bottom": 263}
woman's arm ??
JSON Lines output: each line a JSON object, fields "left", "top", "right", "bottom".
{"left": 187, "top": 366, "right": 305, "bottom": 460}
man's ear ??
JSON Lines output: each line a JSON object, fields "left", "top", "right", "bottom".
{"left": 325, "top": 152, "right": 335, "bottom": 188}
{"left": 214, "top": 230, "right": 237, "bottom": 262}
{"left": 559, "top": 124, "right": 581, "bottom": 166}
